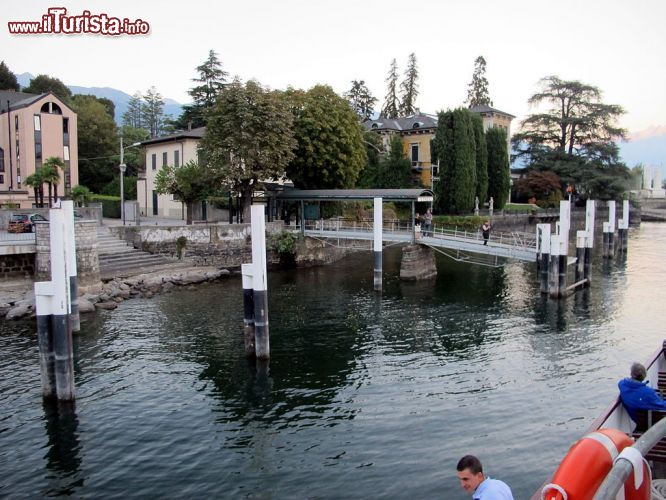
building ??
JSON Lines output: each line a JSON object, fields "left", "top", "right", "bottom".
{"left": 363, "top": 106, "right": 514, "bottom": 188}
{"left": 0, "top": 91, "right": 78, "bottom": 208}
{"left": 138, "top": 126, "right": 205, "bottom": 219}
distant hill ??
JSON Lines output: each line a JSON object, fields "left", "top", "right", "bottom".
{"left": 17, "top": 72, "right": 183, "bottom": 125}
{"left": 618, "top": 133, "right": 666, "bottom": 174}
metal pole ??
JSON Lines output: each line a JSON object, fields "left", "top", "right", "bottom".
{"left": 251, "top": 205, "right": 270, "bottom": 359}
{"left": 373, "top": 197, "right": 383, "bottom": 291}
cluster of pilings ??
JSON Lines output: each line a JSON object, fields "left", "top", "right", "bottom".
{"left": 36, "top": 201, "right": 80, "bottom": 402}
{"left": 537, "top": 199, "right": 630, "bottom": 299}
{"left": 241, "top": 205, "right": 270, "bottom": 359}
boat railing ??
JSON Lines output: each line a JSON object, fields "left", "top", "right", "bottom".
{"left": 594, "top": 414, "right": 666, "bottom": 499}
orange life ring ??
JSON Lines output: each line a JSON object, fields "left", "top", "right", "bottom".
{"left": 541, "top": 428, "right": 650, "bottom": 500}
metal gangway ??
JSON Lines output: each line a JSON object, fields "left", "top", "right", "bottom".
{"left": 300, "top": 218, "right": 537, "bottom": 266}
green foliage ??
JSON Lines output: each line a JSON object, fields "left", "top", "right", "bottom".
{"left": 122, "top": 92, "right": 144, "bottom": 129}
{"left": 23, "top": 74, "right": 72, "bottom": 102}
{"left": 119, "top": 126, "right": 149, "bottom": 176}
{"left": 355, "top": 131, "right": 383, "bottom": 188}
{"left": 155, "top": 160, "right": 216, "bottom": 224}
{"left": 25, "top": 171, "right": 44, "bottom": 207}
{"left": 101, "top": 175, "right": 137, "bottom": 200}
{"left": 381, "top": 59, "right": 400, "bottom": 119}
{"left": 399, "top": 53, "right": 419, "bottom": 115}
{"left": 268, "top": 231, "right": 299, "bottom": 256}
{"left": 176, "top": 236, "right": 187, "bottom": 260}
{"left": 471, "top": 114, "right": 488, "bottom": 204}
{"left": 535, "top": 191, "right": 563, "bottom": 208}
{"left": 466, "top": 56, "right": 493, "bottom": 107}
{"left": 90, "top": 194, "right": 121, "bottom": 218}
{"left": 42, "top": 157, "right": 65, "bottom": 205}
{"left": 71, "top": 94, "right": 118, "bottom": 193}
{"left": 344, "top": 80, "right": 377, "bottom": 121}
{"left": 286, "top": 85, "right": 366, "bottom": 190}
{"left": 432, "top": 215, "right": 483, "bottom": 231}
{"left": 201, "top": 79, "right": 296, "bottom": 221}
{"left": 71, "top": 185, "right": 92, "bottom": 206}
{"left": 0, "top": 61, "right": 19, "bottom": 91}
{"left": 143, "top": 86, "right": 165, "bottom": 138}
{"left": 375, "top": 135, "right": 413, "bottom": 188}
{"left": 431, "top": 108, "right": 477, "bottom": 213}
{"left": 486, "top": 126, "right": 510, "bottom": 209}
{"left": 514, "top": 170, "right": 562, "bottom": 201}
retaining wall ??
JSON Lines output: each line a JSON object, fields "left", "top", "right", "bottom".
{"left": 0, "top": 254, "right": 35, "bottom": 278}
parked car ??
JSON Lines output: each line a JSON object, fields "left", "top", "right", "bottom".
{"left": 7, "top": 213, "right": 48, "bottom": 233}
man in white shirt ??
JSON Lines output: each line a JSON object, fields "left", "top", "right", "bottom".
{"left": 456, "top": 455, "right": 514, "bottom": 500}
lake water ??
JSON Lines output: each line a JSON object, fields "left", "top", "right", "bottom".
{"left": 1, "top": 223, "right": 665, "bottom": 499}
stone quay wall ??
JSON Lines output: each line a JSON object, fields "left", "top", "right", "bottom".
{"left": 0, "top": 254, "right": 35, "bottom": 278}
{"left": 35, "top": 220, "right": 100, "bottom": 285}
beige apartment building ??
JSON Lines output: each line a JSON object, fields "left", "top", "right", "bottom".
{"left": 0, "top": 91, "right": 78, "bottom": 208}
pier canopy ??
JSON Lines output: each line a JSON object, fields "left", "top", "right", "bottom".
{"left": 275, "top": 188, "right": 434, "bottom": 203}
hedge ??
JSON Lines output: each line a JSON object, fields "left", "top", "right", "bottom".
{"left": 90, "top": 194, "right": 121, "bottom": 218}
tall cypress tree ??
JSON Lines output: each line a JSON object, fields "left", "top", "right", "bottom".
{"left": 381, "top": 59, "right": 399, "bottom": 119}
{"left": 471, "top": 114, "right": 488, "bottom": 204}
{"left": 466, "top": 56, "right": 493, "bottom": 107}
{"left": 399, "top": 52, "right": 419, "bottom": 115}
{"left": 487, "top": 126, "right": 511, "bottom": 209}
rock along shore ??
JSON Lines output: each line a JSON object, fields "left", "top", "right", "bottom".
{"left": 1, "top": 266, "right": 232, "bottom": 321}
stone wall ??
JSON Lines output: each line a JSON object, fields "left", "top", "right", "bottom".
{"left": 0, "top": 254, "right": 35, "bottom": 278}
{"left": 400, "top": 244, "right": 437, "bottom": 281}
{"left": 35, "top": 220, "right": 100, "bottom": 285}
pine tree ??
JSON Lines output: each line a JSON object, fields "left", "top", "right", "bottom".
{"left": 381, "top": 59, "right": 399, "bottom": 119}
{"left": 344, "top": 80, "right": 377, "bottom": 121}
{"left": 189, "top": 50, "right": 228, "bottom": 108}
{"left": 0, "top": 61, "right": 19, "bottom": 91}
{"left": 466, "top": 56, "right": 493, "bottom": 107}
{"left": 122, "top": 91, "right": 144, "bottom": 129}
{"left": 142, "top": 86, "right": 165, "bottom": 138}
{"left": 399, "top": 53, "right": 419, "bottom": 115}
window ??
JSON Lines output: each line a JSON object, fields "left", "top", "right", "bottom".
{"left": 33, "top": 115, "right": 41, "bottom": 131}
{"left": 63, "top": 145, "right": 70, "bottom": 161}
{"left": 40, "top": 102, "right": 63, "bottom": 115}
{"left": 63, "top": 117, "right": 69, "bottom": 134}
{"left": 152, "top": 153, "right": 157, "bottom": 170}
{"left": 162, "top": 152, "right": 167, "bottom": 166}
{"left": 411, "top": 144, "right": 419, "bottom": 163}
{"left": 174, "top": 149, "right": 180, "bottom": 168}
{"left": 0, "top": 175, "right": 4, "bottom": 184}
{"left": 0, "top": 148, "right": 4, "bottom": 172}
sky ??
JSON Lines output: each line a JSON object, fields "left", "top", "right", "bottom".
{"left": 3, "top": 0, "right": 666, "bottom": 136}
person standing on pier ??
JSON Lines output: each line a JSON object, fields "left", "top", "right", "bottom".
{"left": 456, "top": 455, "right": 514, "bottom": 499}
{"left": 424, "top": 208, "right": 433, "bottom": 237}
{"left": 481, "top": 221, "right": 492, "bottom": 246}
{"left": 618, "top": 362, "right": 666, "bottom": 421}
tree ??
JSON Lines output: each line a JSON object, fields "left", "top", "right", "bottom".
{"left": 486, "top": 126, "right": 510, "bottom": 209}
{"left": 72, "top": 94, "right": 118, "bottom": 193}
{"left": 431, "top": 108, "right": 477, "bottom": 213}
{"left": 376, "top": 135, "right": 413, "bottom": 188}
{"left": 143, "top": 86, "right": 165, "bottom": 138}
{"left": 41, "top": 157, "right": 65, "bottom": 206}
{"left": 119, "top": 125, "right": 149, "bottom": 176}
{"left": 344, "top": 80, "right": 377, "bottom": 121}
{"left": 23, "top": 74, "right": 72, "bottom": 102}
{"left": 466, "top": 56, "right": 493, "bottom": 107}
{"left": 286, "top": 85, "right": 366, "bottom": 190}
{"left": 71, "top": 185, "right": 92, "bottom": 207}
{"left": 0, "top": 61, "right": 19, "bottom": 91}
{"left": 514, "top": 170, "right": 562, "bottom": 202}
{"left": 154, "top": 161, "right": 215, "bottom": 224}
{"left": 381, "top": 59, "right": 400, "bottom": 119}
{"left": 123, "top": 91, "right": 144, "bottom": 129}
{"left": 25, "top": 171, "right": 44, "bottom": 208}
{"left": 201, "top": 79, "right": 296, "bottom": 221}
{"left": 399, "top": 52, "right": 419, "bottom": 115}
{"left": 471, "top": 114, "right": 488, "bottom": 204}
{"left": 190, "top": 50, "right": 228, "bottom": 110}
{"left": 355, "top": 131, "right": 384, "bottom": 188}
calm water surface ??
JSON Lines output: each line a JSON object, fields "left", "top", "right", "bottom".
{"left": 1, "top": 223, "right": 666, "bottom": 499}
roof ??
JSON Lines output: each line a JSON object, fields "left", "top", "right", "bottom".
{"left": 140, "top": 127, "right": 206, "bottom": 146}
{"left": 275, "top": 188, "right": 434, "bottom": 202}
{"left": 469, "top": 104, "right": 515, "bottom": 118}
{"left": 363, "top": 113, "right": 438, "bottom": 132}
{"left": 0, "top": 90, "right": 52, "bottom": 113}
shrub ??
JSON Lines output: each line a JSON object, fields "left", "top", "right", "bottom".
{"left": 90, "top": 194, "right": 121, "bottom": 218}
{"left": 432, "top": 215, "right": 483, "bottom": 231}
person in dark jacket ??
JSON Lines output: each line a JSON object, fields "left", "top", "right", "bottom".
{"left": 618, "top": 362, "right": 666, "bottom": 421}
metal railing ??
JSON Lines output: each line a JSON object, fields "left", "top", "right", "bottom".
{"left": 0, "top": 231, "right": 36, "bottom": 243}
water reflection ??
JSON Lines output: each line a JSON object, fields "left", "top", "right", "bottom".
{"left": 42, "top": 401, "right": 83, "bottom": 495}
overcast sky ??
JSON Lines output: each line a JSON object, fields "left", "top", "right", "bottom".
{"left": 3, "top": 0, "right": 665, "bottom": 135}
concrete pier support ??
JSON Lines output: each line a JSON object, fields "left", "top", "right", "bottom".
{"left": 251, "top": 205, "right": 270, "bottom": 360}
{"left": 399, "top": 245, "right": 437, "bottom": 281}
{"left": 575, "top": 231, "right": 586, "bottom": 284}
{"left": 603, "top": 201, "right": 616, "bottom": 259}
{"left": 584, "top": 200, "right": 595, "bottom": 286}
{"left": 373, "top": 197, "right": 383, "bottom": 291}
{"left": 548, "top": 235, "right": 561, "bottom": 299}
{"left": 537, "top": 224, "right": 551, "bottom": 295}
{"left": 62, "top": 201, "right": 80, "bottom": 332}
{"left": 241, "top": 263, "right": 255, "bottom": 357}
{"left": 617, "top": 200, "right": 630, "bottom": 253}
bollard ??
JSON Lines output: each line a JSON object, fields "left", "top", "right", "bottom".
{"left": 241, "top": 263, "right": 255, "bottom": 357}
{"left": 373, "top": 197, "right": 383, "bottom": 291}
{"left": 548, "top": 235, "right": 561, "bottom": 299}
{"left": 251, "top": 205, "right": 270, "bottom": 360}
{"left": 602, "top": 222, "right": 611, "bottom": 258}
{"left": 603, "top": 200, "right": 616, "bottom": 259}
{"left": 584, "top": 200, "right": 595, "bottom": 286}
{"left": 575, "top": 231, "right": 586, "bottom": 284}
{"left": 537, "top": 224, "right": 551, "bottom": 295}
{"left": 617, "top": 200, "right": 630, "bottom": 254}
{"left": 62, "top": 201, "right": 80, "bottom": 332}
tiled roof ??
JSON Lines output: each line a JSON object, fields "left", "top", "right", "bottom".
{"left": 363, "top": 113, "right": 439, "bottom": 132}
{"left": 0, "top": 90, "right": 46, "bottom": 113}
{"left": 140, "top": 127, "right": 206, "bottom": 146}
{"left": 469, "top": 104, "right": 515, "bottom": 118}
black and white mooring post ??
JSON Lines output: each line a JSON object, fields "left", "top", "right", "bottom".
{"left": 62, "top": 201, "right": 80, "bottom": 332}
{"left": 548, "top": 233, "right": 562, "bottom": 299}
{"left": 617, "top": 199, "right": 630, "bottom": 253}
{"left": 241, "top": 263, "right": 255, "bottom": 357}
{"left": 35, "top": 207, "right": 75, "bottom": 401}
{"left": 251, "top": 205, "right": 270, "bottom": 360}
{"left": 575, "top": 230, "right": 586, "bottom": 285}
{"left": 537, "top": 223, "right": 551, "bottom": 294}
{"left": 373, "top": 197, "right": 383, "bottom": 291}
{"left": 603, "top": 200, "right": 616, "bottom": 259}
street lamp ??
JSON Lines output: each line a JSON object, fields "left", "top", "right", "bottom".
{"left": 119, "top": 137, "right": 142, "bottom": 226}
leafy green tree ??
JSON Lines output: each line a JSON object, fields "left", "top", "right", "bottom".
{"left": 155, "top": 161, "right": 216, "bottom": 224}
{"left": 41, "top": 157, "right": 65, "bottom": 206}
{"left": 381, "top": 59, "right": 400, "bottom": 119}
{"left": 72, "top": 94, "right": 118, "bottom": 193}
{"left": 201, "top": 79, "right": 296, "bottom": 221}
{"left": 119, "top": 125, "right": 149, "bottom": 176}
{"left": 355, "top": 131, "right": 384, "bottom": 188}
{"left": 486, "top": 126, "right": 510, "bottom": 209}
{"left": 399, "top": 52, "right": 419, "bottom": 115}
{"left": 142, "top": 86, "right": 165, "bottom": 138}
{"left": 344, "top": 80, "right": 377, "bottom": 121}
{"left": 514, "top": 170, "right": 562, "bottom": 202}
{"left": 101, "top": 175, "right": 137, "bottom": 200}
{"left": 286, "top": 85, "right": 366, "bottom": 190}
{"left": 23, "top": 74, "right": 72, "bottom": 102}
{"left": 0, "top": 61, "right": 19, "bottom": 91}
{"left": 71, "top": 185, "right": 92, "bottom": 207}
{"left": 123, "top": 91, "right": 144, "bottom": 129}
{"left": 471, "top": 114, "right": 488, "bottom": 204}
{"left": 466, "top": 56, "right": 493, "bottom": 107}
{"left": 25, "top": 171, "right": 44, "bottom": 207}
{"left": 431, "top": 108, "right": 477, "bottom": 213}
{"left": 377, "top": 135, "right": 413, "bottom": 188}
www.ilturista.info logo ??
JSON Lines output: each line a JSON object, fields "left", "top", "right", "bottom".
{"left": 8, "top": 7, "right": 150, "bottom": 36}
